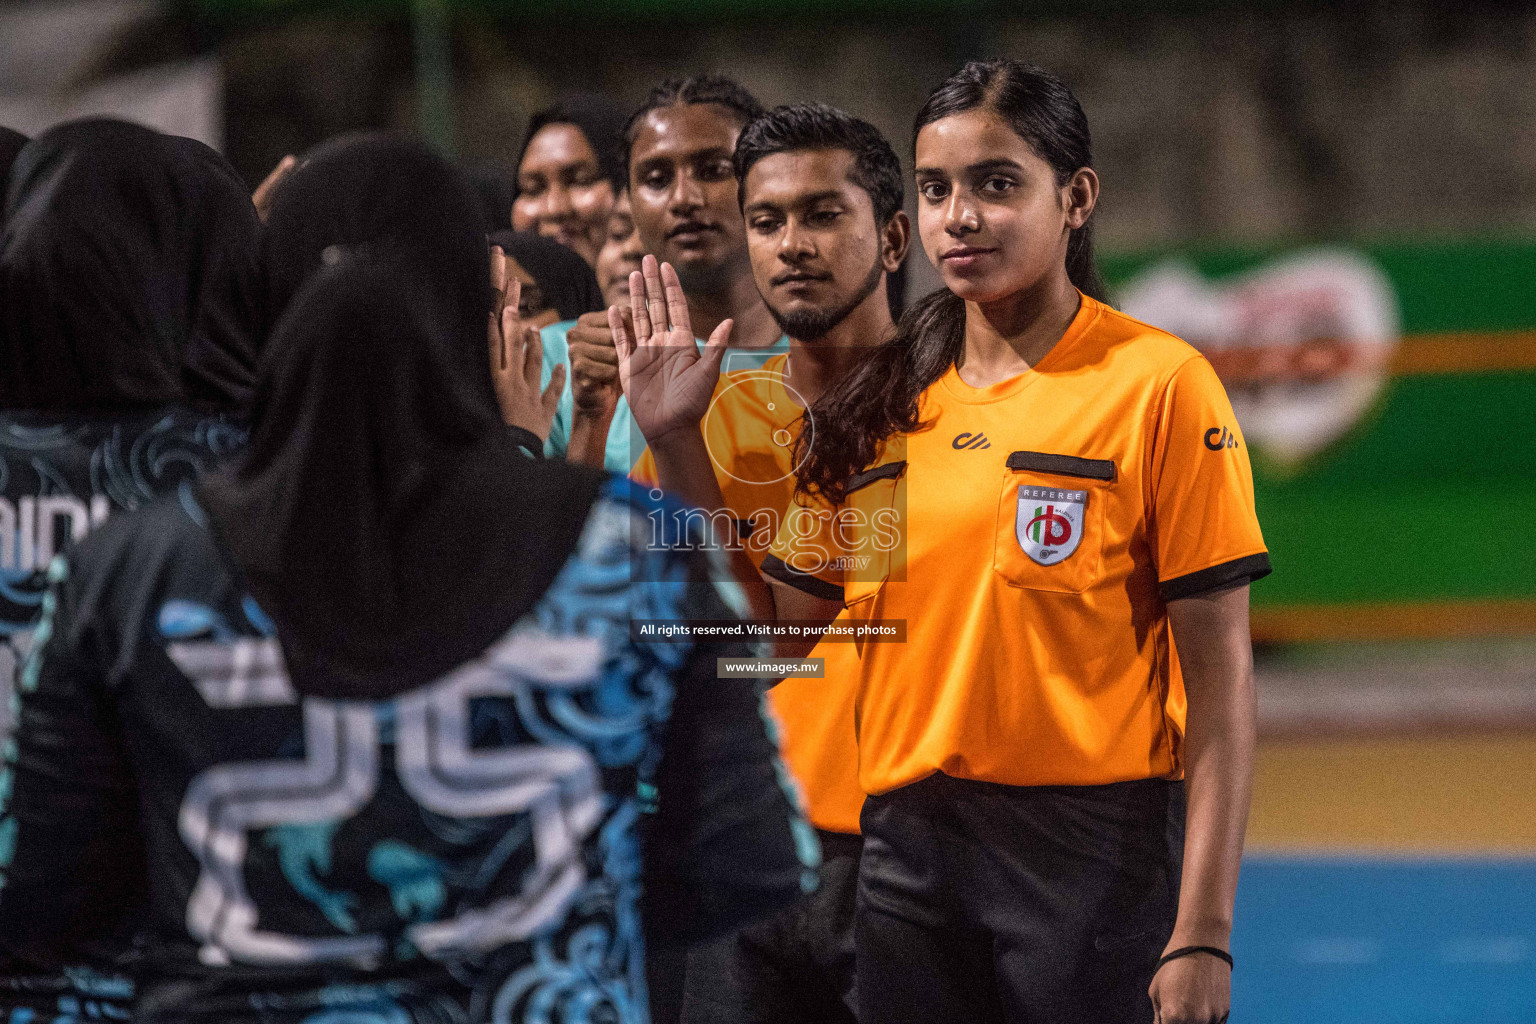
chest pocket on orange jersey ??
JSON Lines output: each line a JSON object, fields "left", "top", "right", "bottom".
{"left": 993, "top": 451, "right": 1114, "bottom": 595}
{"left": 839, "top": 460, "right": 906, "bottom": 607}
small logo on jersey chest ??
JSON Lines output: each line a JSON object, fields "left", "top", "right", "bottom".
{"left": 1015, "top": 486, "right": 1086, "bottom": 565}
{"left": 953, "top": 432, "right": 992, "bottom": 450}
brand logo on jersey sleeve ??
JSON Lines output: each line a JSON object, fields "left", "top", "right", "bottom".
{"left": 1015, "top": 486, "right": 1086, "bottom": 565}
{"left": 1204, "top": 425, "right": 1240, "bottom": 450}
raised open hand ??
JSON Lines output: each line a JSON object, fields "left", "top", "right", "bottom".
{"left": 489, "top": 245, "right": 564, "bottom": 442}
{"left": 610, "top": 254, "right": 731, "bottom": 447}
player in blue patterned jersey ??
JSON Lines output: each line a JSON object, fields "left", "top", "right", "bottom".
{"left": 0, "top": 250, "right": 814, "bottom": 1023}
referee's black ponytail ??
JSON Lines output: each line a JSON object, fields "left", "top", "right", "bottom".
{"left": 796, "top": 59, "right": 1103, "bottom": 504}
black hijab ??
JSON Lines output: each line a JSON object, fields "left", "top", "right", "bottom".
{"left": 0, "top": 128, "right": 27, "bottom": 214}
{"left": 488, "top": 228, "right": 605, "bottom": 322}
{"left": 517, "top": 94, "right": 628, "bottom": 194}
{"left": 260, "top": 133, "right": 491, "bottom": 360}
{"left": 199, "top": 256, "right": 605, "bottom": 701}
{"left": 0, "top": 119, "right": 261, "bottom": 413}
{"left": 462, "top": 160, "right": 517, "bottom": 233}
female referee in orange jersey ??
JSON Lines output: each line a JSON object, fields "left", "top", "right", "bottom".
{"left": 759, "top": 61, "right": 1268, "bottom": 1024}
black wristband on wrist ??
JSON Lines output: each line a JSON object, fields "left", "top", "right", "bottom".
{"left": 1155, "top": 945, "right": 1233, "bottom": 972}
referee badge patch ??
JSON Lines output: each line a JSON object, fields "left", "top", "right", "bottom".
{"left": 1015, "top": 486, "right": 1087, "bottom": 565}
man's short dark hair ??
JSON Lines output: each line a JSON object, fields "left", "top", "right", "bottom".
{"left": 733, "top": 103, "right": 904, "bottom": 226}
{"left": 623, "top": 75, "right": 765, "bottom": 152}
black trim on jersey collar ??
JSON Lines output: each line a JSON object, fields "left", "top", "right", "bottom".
{"left": 761, "top": 554, "right": 845, "bottom": 602}
{"left": 1160, "top": 553, "right": 1272, "bottom": 602}
{"left": 1006, "top": 450, "right": 1116, "bottom": 481}
{"left": 846, "top": 460, "right": 906, "bottom": 494}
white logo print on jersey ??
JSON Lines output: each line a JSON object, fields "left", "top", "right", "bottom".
{"left": 170, "top": 627, "right": 605, "bottom": 967}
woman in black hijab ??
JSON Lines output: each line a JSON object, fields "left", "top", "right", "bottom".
{"left": 261, "top": 134, "right": 570, "bottom": 446}
{"left": 0, "top": 115, "right": 259, "bottom": 630}
{"left": 511, "top": 94, "right": 627, "bottom": 267}
{"left": 0, "top": 234, "right": 816, "bottom": 1020}
{"left": 206, "top": 242, "right": 596, "bottom": 695}
{"left": 1, "top": 119, "right": 260, "bottom": 411}
{"left": 260, "top": 133, "right": 491, "bottom": 350}
{"left": 0, "top": 116, "right": 260, "bottom": 1024}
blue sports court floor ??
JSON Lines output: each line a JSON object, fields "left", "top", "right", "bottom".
{"left": 1235, "top": 858, "right": 1536, "bottom": 1022}
{"left": 1236, "top": 732, "right": 1536, "bottom": 1022}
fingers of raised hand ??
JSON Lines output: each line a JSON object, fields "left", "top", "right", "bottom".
{"left": 542, "top": 363, "right": 566, "bottom": 416}
{"left": 660, "top": 261, "right": 692, "bottom": 340}
{"left": 522, "top": 326, "right": 543, "bottom": 387}
{"left": 608, "top": 304, "right": 635, "bottom": 363}
{"left": 252, "top": 155, "right": 296, "bottom": 220}
{"left": 487, "top": 248, "right": 506, "bottom": 367}
{"left": 262, "top": 154, "right": 295, "bottom": 187}
{"left": 490, "top": 245, "right": 506, "bottom": 300}
{"left": 627, "top": 270, "right": 651, "bottom": 343}
{"left": 641, "top": 254, "right": 669, "bottom": 338}
{"left": 705, "top": 317, "right": 733, "bottom": 350}
{"left": 504, "top": 277, "right": 522, "bottom": 323}
{"left": 697, "top": 317, "right": 731, "bottom": 376}
{"left": 498, "top": 301, "right": 525, "bottom": 371}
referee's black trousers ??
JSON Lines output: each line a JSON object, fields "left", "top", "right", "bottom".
{"left": 856, "top": 772, "right": 1185, "bottom": 1024}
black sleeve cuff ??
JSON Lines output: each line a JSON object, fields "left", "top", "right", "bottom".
{"left": 760, "top": 554, "right": 844, "bottom": 602}
{"left": 506, "top": 425, "right": 546, "bottom": 459}
{"left": 1160, "top": 552, "right": 1272, "bottom": 602}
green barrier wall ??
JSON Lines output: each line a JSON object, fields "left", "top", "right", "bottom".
{"left": 1102, "top": 240, "right": 1536, "bottom": 622}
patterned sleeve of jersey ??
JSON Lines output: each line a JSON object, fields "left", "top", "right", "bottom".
{"left": 1150, "top": 356, "right": 1272, "bottom": 601}
{"left": 640, "top": 544, "right": 819, "bottom": 945}
{"left": 0, "top": 555, "right": 146, "bottom": 972}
